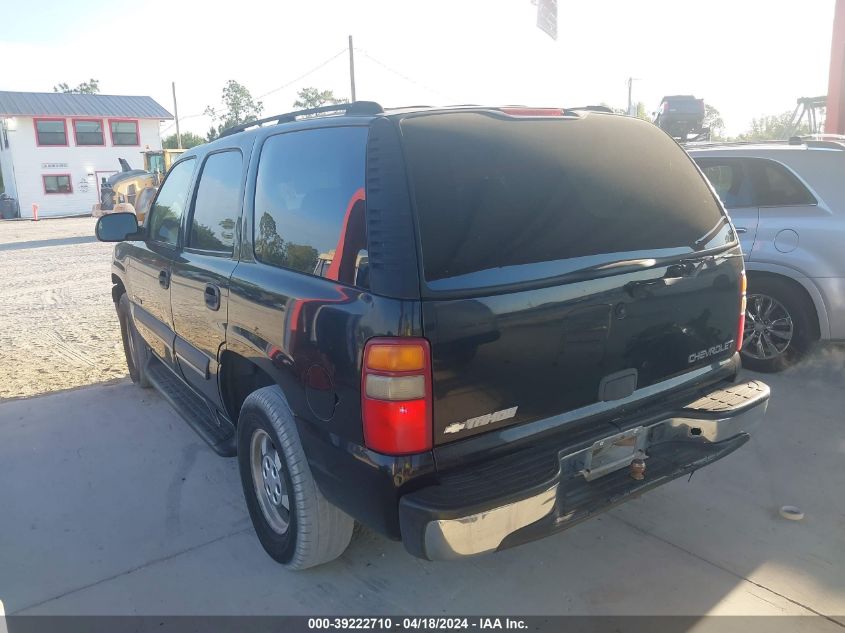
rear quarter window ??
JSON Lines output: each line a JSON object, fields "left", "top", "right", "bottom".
{"left": 253, "top": 126, "right": 369, "bottom": 288}
{"left": 400, "top": 112, "right": 730, "bottom": 290}
{"left": 753, "top": 159, "right": 816, "bottom": 206}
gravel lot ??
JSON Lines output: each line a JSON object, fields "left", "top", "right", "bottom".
{"left": 0, "top": 217, "right": 126, "bottom": 400}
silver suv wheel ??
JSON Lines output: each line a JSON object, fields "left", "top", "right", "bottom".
{"left": 250, "top": 428, "right": 290, "bottom": 534}
{"left": 743, "top": 293, "right": 794, "bottom": 360}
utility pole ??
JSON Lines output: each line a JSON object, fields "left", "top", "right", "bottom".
{"left": 171, "top": 81, "right": 182, "bottom": 149}
{"left": 348, "top": 35, "right": 357, "bottom": 102}
{"left": 626, "top": 77, "right": 641, "bottom": 117}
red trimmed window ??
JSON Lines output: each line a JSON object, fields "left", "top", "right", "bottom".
{"left": 109, "top": 119, "right": 139, "bottom": 146}
{"left": 73, "top": 119, "right": 104, "bottom": 146}
{"left": 43, "top": 174, "right": 73, "bottom": 194}
{"left": 34, "top": 118, "right": 68, "bottom": 146}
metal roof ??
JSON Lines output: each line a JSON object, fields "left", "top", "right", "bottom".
{"left": 0, "top": 91, "right": 173, "bottom": 119}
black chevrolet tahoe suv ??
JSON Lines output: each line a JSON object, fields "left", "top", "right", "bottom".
{"left": 96, "top": 102, "right": 770, "bottom": 569}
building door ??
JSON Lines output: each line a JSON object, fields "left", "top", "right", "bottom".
{"left": 95, "top": 170, "right": 117, "bottom": 205}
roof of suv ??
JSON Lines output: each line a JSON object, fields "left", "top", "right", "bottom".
{"left": 686, "top": 137, "right": 845, "bottom": 155}
{"left": 208, "top": 102, "right": 615, "bottom": 142}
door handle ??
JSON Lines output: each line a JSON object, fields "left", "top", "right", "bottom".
{"left": 158, "top": 269, "right": 170, "bottom": 289}
{"left": 735, "top": 227, "right": 748, "bottom": 234}
{"left": 204, "top": 284, "right": 221, "bottom": 311}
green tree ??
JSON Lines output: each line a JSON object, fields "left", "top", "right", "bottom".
{"left": 255, "top": 212, "right": 286, "bottom": 266}
{"left": 53, "top": 79, "right": 99, "bottom": 94}
{"left": 190, "top": 222, "right": 226, "bottom": 251}
{"left": 162, "top": 131, "right": 205, "bottom": 149}
{"left": 736, "top": 111, "right": 811, "bottom": 142}
{"left": 285, "top": 243, "right": 319, "bottom": 273}
{"left": 293, "top": 87, "right": 347, "bottom": 110}
{"left": 635, "top": 101, "right": 651, "bottom": 121}
{"left": 704, "top": 104, "right": 726, "bottom": 140}
{"left": 205, "top": 80, "right": 264, "bottom": 141}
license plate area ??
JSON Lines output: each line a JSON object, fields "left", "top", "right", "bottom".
{"left": 579, "top": 427, "right": 646, "bottom": 482}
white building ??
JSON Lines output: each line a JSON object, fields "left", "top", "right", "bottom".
{"left": 0, "top": 91, "right": 173, "bottom": 218}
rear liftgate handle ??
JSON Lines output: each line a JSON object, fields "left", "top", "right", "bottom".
{"left": 204, "top": 284, "right": 221, "bottom": 311}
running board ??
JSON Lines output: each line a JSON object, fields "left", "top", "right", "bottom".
{"left": 145, "top": 357, "right": 236, "bottom": 457}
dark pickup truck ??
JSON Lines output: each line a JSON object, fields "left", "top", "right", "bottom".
{"left": 96, "top": 103, "right": 769, "bottom": 569}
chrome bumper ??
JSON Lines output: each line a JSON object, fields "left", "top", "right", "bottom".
{"left": 424, "top": 486, "right": 559, "bottom": 559}
{"left": 409, "top": 380, "right": 769, "bottom": 561}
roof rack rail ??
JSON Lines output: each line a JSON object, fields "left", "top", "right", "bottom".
{"left": 803, "top": 139, "right": 845, "bottom": 150}
{"left": 684, "top": 139, "right": 783, "bottom": 148}
{"left": 220, "top": 101, "right": 384, "bottom": 137}
{"left": 685, "top": 136, "right": 845, "bottom": 151}
{"left": 794, "top": 134, "right": 845, "bottom": 150}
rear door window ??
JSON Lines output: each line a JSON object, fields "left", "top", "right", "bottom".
{"left": 695, "top": 157, "right": 754, "bottom": 208}
{"left": 751, "top": 159, "right": 816, "bottom": 206}
{"left": 188, "top": 150, "right": 242, "bottom": 254}
{"left": 253, "top": 126, "right": 369, "bottom": 287}
{"left": 400, "top": 112, "right": 731, "bottom": 290}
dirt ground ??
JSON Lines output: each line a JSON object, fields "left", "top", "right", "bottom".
{"left": 0, "top": 217, "right": 126, "bottom": 400}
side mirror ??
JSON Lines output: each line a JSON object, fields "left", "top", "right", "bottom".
{"left": 95, "top": 212, "right": 142, "bottom": 242}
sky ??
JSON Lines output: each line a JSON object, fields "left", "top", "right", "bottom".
{"left": 0, "top": 0, "right": 836, "bottom": 137}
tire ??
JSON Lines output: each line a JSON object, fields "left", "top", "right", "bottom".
{"left": 741, "top": 277, "right": 815, "bottom": 373}
{"left": 237, "top": 386, "right": 354, "bottom": 569}
{"left": 117, "top": 293, "right": 151, "bottom": 388}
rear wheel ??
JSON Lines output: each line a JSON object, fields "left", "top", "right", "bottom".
{"left": 741, "top": 277, "right": 815, "bottom": 373}
{"left": 117, "top": 293, "right": 151, "bottom": 388}
{"left": 237, "top": 386, "right": 354, "bottom": 569}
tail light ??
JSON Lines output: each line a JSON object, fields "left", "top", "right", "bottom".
{"left": 737, "top": 270, "right": 747, "bottom": 351}
{"left": 361, "top": 337, "right": 432, "bottom": 455}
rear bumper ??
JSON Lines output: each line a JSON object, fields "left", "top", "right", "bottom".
{"left": 399, "top": 380, "right": 769, "bottom": 560}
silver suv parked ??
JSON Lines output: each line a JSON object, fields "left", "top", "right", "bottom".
{"left": 689, "top": 138, "right": 845, "bottom": 372}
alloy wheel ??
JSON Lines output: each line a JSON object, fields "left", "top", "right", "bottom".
{"left": 743, "top": 293, "right": 794, "bottom": 360}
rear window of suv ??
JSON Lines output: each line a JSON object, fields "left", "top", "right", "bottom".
{"left": 400, "top": 112, "right": 731, "bottom": 291}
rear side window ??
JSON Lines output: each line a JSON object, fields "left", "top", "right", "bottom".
{"left": 695, "top": 158, "right": 753, "bottom": 208}
{"left": 148, "top": 158, "right": 195, "bottom": 246}
{"left": 753, "top": 160, "right": 816, "bottom": 206}
{"left": 253, "top": 127, "right": 369, "bottom": 287}
{"left": 189, "top": 151, "right": 242, "bottom": 254}
{"left": 401, "top": 112, "right": 730, "bottom": 290}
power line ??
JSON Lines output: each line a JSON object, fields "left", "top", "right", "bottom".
{"left": 159, "top": 49, "right": 348, "bottom": 136}
{"left": 355, "top": 49, "right": 456, "bottom": 102}
{"left": 160, "top": 111, "right": 205, "bottom": 135}
{"left": 161, "top": 47, "right": 454, "bottom": 137}
{"left": 257, "top": 49, "right": 347, "bottom": 99}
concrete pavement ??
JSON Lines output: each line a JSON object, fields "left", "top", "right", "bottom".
{"left": 0, "top": 351, "right": 843, "bottom": 623}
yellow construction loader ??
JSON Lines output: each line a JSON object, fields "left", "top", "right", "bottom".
{"left": 92, "top": 149, "right": 185, "bottom": 223}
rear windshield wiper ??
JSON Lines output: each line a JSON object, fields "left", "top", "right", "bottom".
{"left": 693, "top": 216, "right": 731, "bottom": 247}
{"left": 589, "top": 258, "right": 658, "bottom": 272}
